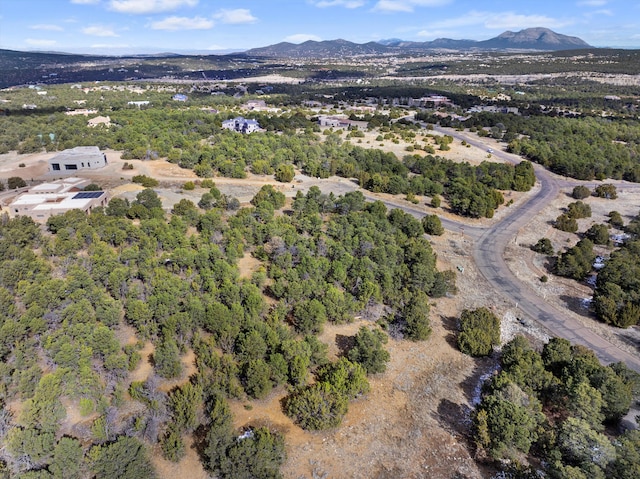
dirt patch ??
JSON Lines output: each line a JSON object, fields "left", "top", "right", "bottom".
{"left": 325, "top": 125, "right": 502, "bottom": 168}
{"left": 237, "top": 252, "right": 263, "bottom": 280}
{"left": 128, "top": 342, "right": 155, "bottom": 385}
{"left": 158, "top": 349, "right": 198, "bottom": 393}
{"left": 151, "top": 435, "right": 209, "bottom": 479}
{"left": 0, "top": 150, "right": 52, "bottom": 179}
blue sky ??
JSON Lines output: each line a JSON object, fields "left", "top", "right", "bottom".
{"left": 1, "top": 0, "right": 639, "bottom": 54}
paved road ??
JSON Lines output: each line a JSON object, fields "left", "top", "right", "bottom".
{"left": 328, "top": 119, "right": 640, "bottom": 370}
{"left": 429, "top": 126, "right": 640, "bottom": 370}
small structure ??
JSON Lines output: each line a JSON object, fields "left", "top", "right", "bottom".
{"left": 48, "top": 146, "right": 107, "bottom": 173}
{"left": 318, "top": 115, "right": 353, "bottom": 128}
{"left": 173, "top": 94, "right": 188, "bottom": 102}
{"left": 9, "top": 177, "right": 109, "bottom": 222}
{"left": 87, "top": 116, "right": 112, "bottom": 128}
{"left": 127, "top": 101, "right": 150, "bottom": 108}
{"left": 221, "top": 117, "right": 261, "bottom": 134}
{"left": 243, "top": 99, "right": 266, "bottom": 110}
{"left": 408, "top": 95, "right": 452, "bottom": 108}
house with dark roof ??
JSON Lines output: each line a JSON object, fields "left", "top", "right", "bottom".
{"left": 221, "top": 117, "right": 261, "bottom": 134}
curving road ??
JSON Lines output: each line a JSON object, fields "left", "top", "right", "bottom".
{"left": 472, "top": 159, "right": 640, "bottom": 371}
{"left": 318, "top": 119, "right": 640, "bottom": 370}
{"left": 413, "top": 125, "right": 640, "bottom": 371}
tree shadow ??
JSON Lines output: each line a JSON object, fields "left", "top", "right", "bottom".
{"left": 433, "top": 398, "right": 473, "bottom": 439}
{"left": 192, "top": 423, "right": 210, "bottom": 464}
{"left": 459, "top": 357, "right": 498, "bottom": 403}
{"left": 542, "top": 256, "right": 557, "bottom": 274}
{"left": 615, "top": 331, "right": 640, "bottom": 353}
{"left": 430, "top": 358, "right": 499, "bottom": 449}
{"left": 559, "top": 294, "right": 593, "bottom": 318}
{"left": 440, "top": 315, "right": 459, "bottom": 350}
{"left": 335, "top": 334, "right": 355, "bottom": 357}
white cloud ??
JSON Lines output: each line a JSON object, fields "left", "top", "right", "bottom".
{"left": 108, "top": 0, "right": 197, "bottom": 14}
{"left": 30, "top": 24, "right": 64, "bottom": 31}
{"left": 591, "top": 9, "right": 614, "bottom": 16}
{"left": 577, "top": 0, "right": 608, "bottom": 6}
{"left": 484, "top": 13, "right": 571, "bottom": 30}
{"left": 284, "top": 33, "right": 322, "bottom": 43}
{"left": 311, "top": 0, "right": 365, "bottom": 7}
{"left": 420, "top": 10, "right": 571, "bottom": 32}
{"left": 25, "top": 39, "right": 58, "bottom": 47}
{"left": 373, "top": 0, "right": 451, "bottom": 13}
{"left": 82, "top": 25, "right": 119, "bottom": 36}
{"left": 416, "top": 27, "right": 458, "bottom": 38}
{"left": 213, "top": 9, "right": 257, "bottom": 24}
{"left": 71, "top": 0, "right": 100, "bottom": 4}
{"left": 91, "top": 43, "right": 131, "bottom": 48}
{"left": 151, "top": 16, "right": 214, "bottom": 30}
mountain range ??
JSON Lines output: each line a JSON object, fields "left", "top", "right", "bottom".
{"left": 245, "top": 28, "right": 591, "bottom": 58}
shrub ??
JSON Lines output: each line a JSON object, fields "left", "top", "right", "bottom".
{"left": 555, "top": 214, "right": 578, "bottom": 233}
{"left": 531, "top": 238, "right": 554, "bottom": 255}
{"left": 555, "top": 238, "right": 596, "bottom": 280}
{"left": 585, "top": 224, "right": 610, "bottom": 245}
{"left": 346, "top": 327, "right": 390, "bottom": 375}
{"left": 132, "top": 175, "right": 158, "bottom": 187}
{"left": 572, "top": 185, "right": 591, "bottom": 199}
{"left": 457, "top": 307, "right": 501, "bottom": 357}
{"left": 608, "top": 210, "right": 624, "bottom": 228}
{"left": 275, "top": 163, "right": 295, "bottom": 183}
{"left": 285, "top": 382, "right": 348, "bottom": 430}
{"left": 7, "top": 176, "right": 27, "bottom": 189}
{"left": 422, "top": 214, "right": 444, "bottom": 236}
{"left": 594, "top": 183, "right": 617, "bottom": 199}
{"left": 182, "top": 181, "right": 195, "bottom": 190}
{"left": 567, "top": 201, "right": 592, "bottom": 219}
{"left": 79, "top": 398, "right": 94, "bottom": 416}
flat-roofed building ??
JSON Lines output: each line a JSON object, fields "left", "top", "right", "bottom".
{"left": 9, "top": 177, "right": 109, "bottom": 222}
{"left": 48, "top": 146, "right": 107, "bottom": 173}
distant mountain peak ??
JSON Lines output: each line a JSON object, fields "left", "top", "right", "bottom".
{"left": 245, "top": 28, "right": 591, "bottom": 58}
{"left": 477, "top": 27, "right": 591, "bottom": 51}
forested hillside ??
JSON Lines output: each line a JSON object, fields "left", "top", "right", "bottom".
{"left": 0, "top": 185, "right": 452, "bottom": 477}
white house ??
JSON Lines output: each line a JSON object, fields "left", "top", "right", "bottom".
{"left": 221, "top": 117, "right": 261, "bottom": 134}
{"left": 48, "top": 146, "right": 108, "bottom": 173}
{"left": 9, "top": 178, "right": 109, "bottom": 222}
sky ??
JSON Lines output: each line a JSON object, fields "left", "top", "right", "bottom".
{"left": 1, "top": 0, "right": 639, "bottom": 55}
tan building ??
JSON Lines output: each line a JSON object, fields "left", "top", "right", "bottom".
{"left": 9, "top": 177, "right": 109, "bottom": 222}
